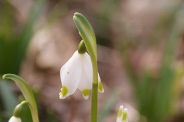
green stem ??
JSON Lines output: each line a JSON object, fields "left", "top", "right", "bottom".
{"left": 91, "top": 83, "right": 98, "bottom": 122}
{"left": 91, "top": 59, "right": 98, "bottom": 122}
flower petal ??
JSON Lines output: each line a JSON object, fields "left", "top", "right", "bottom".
{"left": 78, "top": 72, "right": 91, "bottom": 99}
{"left": 98, "top": 74, "right": 104, "bottom": 93}
{"left": 9, "top": 116, "right": 21, "bottom": 122}
{"left": 122, "top": 108, "right": 128, "bottom": 122}
{"left": 78, "top": 52, "right": 92, "bottom": 99}
{"left": 81, "top": 52, "right": 104, "bottom": 93}
{"left": 81, "top": 89, "right": 90, "bottom": 100}
{"left": 116, "top": 105, "right": 124, "bottom": 122}
{"left": 60, "top": 51, "right": 82, "bottom": 99}
{"left": 82, "top": 52, "right": 93, "bottom": 83}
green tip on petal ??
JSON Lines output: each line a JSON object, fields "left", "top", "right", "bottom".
{"left": 122, "top": 108, "right": 128, "bottom": 121}
{"left": 59, "top": 86, "right": 68, "bottom": 99}
{"left": 98, "top": 82, "right": 104, "bottom": 93}
{"left": 118, "top": 106, "right": 124, "bottom": 118}
{"left": 82, "top": 89, "right": 90, "bottom": 100}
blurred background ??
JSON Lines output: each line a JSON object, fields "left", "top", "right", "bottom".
{"left": 0, "top": 0, "right": 184, "bottom": 122}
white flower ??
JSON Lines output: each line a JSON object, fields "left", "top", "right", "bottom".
{"left": 59, "top": 51, "right": 104, "bottom": 100}
{"left": 8, "top": 116, "right": 21, "bottom": 122}
{"left": 116, "top": 105, "right": 128, "bottom": 122}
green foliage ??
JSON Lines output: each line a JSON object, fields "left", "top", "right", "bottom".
{"left": 0, "top": 0, "right": 45, "bottom": 74}
{"left": 120, "top": 3, "right": 184, "bottom": 122}
{"left": 0, "top": 78, "right": 18, "bottom": 121}
{"left": 0, "top": 1, "right": 45, "bottom": 121}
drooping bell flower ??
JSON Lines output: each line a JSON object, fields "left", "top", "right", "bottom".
{"left": 59, "top": 49, "right": 104, "bottom": 100}
{"left": 59, "top": 51, "right": 104, "bottom": 99}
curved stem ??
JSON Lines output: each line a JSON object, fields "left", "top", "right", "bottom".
{"left": 3, "top": 74, "right": 39, "bottom": 122}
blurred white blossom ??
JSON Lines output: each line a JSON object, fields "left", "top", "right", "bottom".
{"left": 116, "top": 105, "right": 128, "bottom": 122}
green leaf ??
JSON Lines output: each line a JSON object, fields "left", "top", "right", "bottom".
{"left": 73, "top": 12, "right": 97, "bottom": 60}
{"left": 0, "top": 79, "right": 18, "bottom": 116}
{"left": 2, "top": 74, "right": 39, "bottom": 122}
{"left": 0, "top": 0, "right": 46, "bottom": 74}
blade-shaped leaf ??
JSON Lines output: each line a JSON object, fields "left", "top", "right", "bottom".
{"left": 0, "top": 79, "right": 18, "bottom": 116}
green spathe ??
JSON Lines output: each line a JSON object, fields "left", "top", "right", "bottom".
{"left": 78, "top": 40, "right": 87, "bottom": 54}
{"left": 13, "top": 101, "right": 28, "bottom": 117}
{"left": 73, "top": 12, "right": 97, "bottom": 61}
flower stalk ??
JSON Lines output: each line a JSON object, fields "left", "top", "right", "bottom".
{"left": 73, "top": 12, "right": 99, "bottom": 122}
